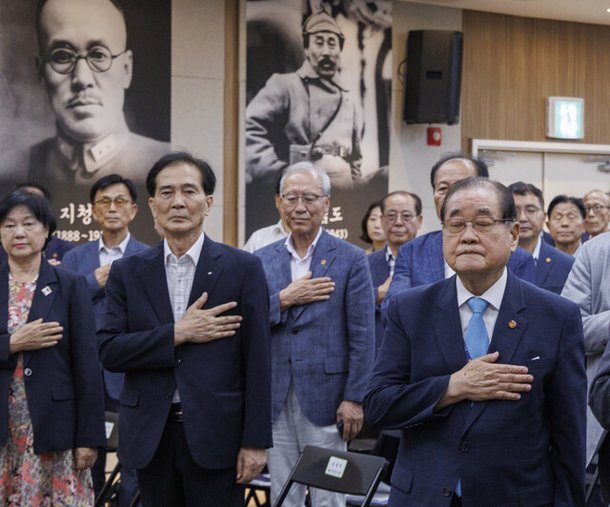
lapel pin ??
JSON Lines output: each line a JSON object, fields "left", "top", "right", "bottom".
{"left": 41, "top": 286, "right": 52, "bottom": 296}
{"left": 545, "top": 257, "right": 551, "bottom": 264}
{"left": 508, "top": 320, "right": 517, "bottom": 329}
{"left": 321, "top": 259, "right": 327, "bottom": 265}
{"left": 207, "top": 271, "right": 213, "bottom": 275}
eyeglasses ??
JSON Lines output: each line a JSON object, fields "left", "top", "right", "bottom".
{"left": 95, "top": 196, "right": 132, "bottom": 209}
{"left": 585, "top": 204, "right": 609, "bottom": 215}
{"left": 42, "top": 45, "right": 127, "bottom": 75}
{"left": 443, "top": 217, "right": 514, "bottom": 235}
{"left": 281, "top": 193, "right": 326, "bottom": 206}
{"left": 384, "top": 212, "right": 417, "bottom": 223}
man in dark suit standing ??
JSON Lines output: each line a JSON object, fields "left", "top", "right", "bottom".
{"left": 382, "top": 154, "right": 535, "bottom": 313}
{"left": 62, "top": 173, "right": 148, "bottom": 505}
{"left": 98, "top": 152, "right": 272, "bottom": 507}
{"left": 368, "top": 191, "right": 422, "bottom": 351}
{"left": 365, "top": 177, "right": 586, "bottom": 506}
{"left": 507, "top": 181, "right": 574, "bottom": 294}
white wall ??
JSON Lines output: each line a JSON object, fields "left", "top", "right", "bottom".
{"left": 390, "top": 2, "right": 463, "bottom": 234}
{"left": 172, "top": 0, "right": 226, "bottom": 241}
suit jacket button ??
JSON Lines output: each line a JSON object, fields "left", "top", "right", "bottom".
{"left": 24, "top": 368, "right": 32, "bottom": 377}
{"left": 443, "top": 488, "right": 452, "bottom": 497}
{"left": 461, "top": 442, "right": 469, "bottom": 452}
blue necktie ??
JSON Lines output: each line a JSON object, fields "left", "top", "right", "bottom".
{"left": 464, "top": 297, "right": 489, "bottom": 359}
{"left": 456, "top": 297, "right": 490, "bottom": 498}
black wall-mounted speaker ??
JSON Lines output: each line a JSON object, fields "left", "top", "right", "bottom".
{"left": 403, "top": 30, "right": 463, "bottom": 125}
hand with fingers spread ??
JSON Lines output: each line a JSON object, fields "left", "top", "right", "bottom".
{"left": 9, "top": 318, "right": 63, "bottom": 354}
{"left": 279, "top": 271, "right": 335, "bottom": 310}
{"left": 336, "top": 400, "right": 364, "bottom": 442}
{"left": 436, "top": 351, "right": 533, "bottom": 410}
{"left": 174, "top": 291, "right": 242, "bottom": 346}
{"left": 94, "top": 264, "right": 112, "bottom": 289}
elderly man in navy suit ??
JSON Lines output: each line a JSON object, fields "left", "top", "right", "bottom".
{"left": 507, "top": 182, "right": 573, "bottom": 295}
{"left": 62, "top": 173, "right": 148, "bottom": 505}
{"left": 98, "top": 152, "right": 272, "bottom": 507}
{"left": 365, "top": 177, "right": 586, "bottom": 506}
{"left": 368, "top": 191, "right": 422, "bottom": 352}
{"left": 382, "top": 154, "right": 535, "bottom": 313}
{"left": 255, "top": 161, "right": 374, "bottom": 506}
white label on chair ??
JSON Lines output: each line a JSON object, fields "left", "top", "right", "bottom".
{"left": 105, "top": 421, "right": 115, "bottom": 439}
{"left": 325, "top": 457, "right": 348, "bottom": 479}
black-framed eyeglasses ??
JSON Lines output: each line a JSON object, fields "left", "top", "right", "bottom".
{"left": 585, "top": 204, "right": 610, "bottom": 215}
{"left": 442, "top": 217, "right": 514, "bottom": 235}
{"left": 95, "top": 196, "right": 132, "bottom": 209}
{"left": 281, "top": 193, "right": 326, "bottom": 206}
{"left": 42, "top": 46, "right": 127, "bottom": 75}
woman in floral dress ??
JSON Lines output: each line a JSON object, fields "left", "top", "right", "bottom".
{"left": 0, "top": 190, "right": 105, "bottom": 506}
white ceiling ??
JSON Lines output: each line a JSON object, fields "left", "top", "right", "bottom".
{"left": 399, "top": 0, "right": 610, "bottom": 26}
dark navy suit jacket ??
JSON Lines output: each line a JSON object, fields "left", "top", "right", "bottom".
{"left": 382, "top": 230, "right": 536, "bottom": 313}
{"left": 98, "top": 237, "right": 273, "bottom": 470}
{"left": 535, "top": 240, "right": 574, "bottom": 295}
{"left": 61, "top": 236, "right": 149, "bottom": 400}
{"left": 364, "top": 272, "right": 586, "bottom": 506}
{"left": 0, "top": 260, "right": 105, "bottom": 453}
{"left": 367, "top": 248, "right": 390, "bottom": 352}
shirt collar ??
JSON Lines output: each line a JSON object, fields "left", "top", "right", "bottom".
{"left": 98, "top": 232, "right": 131, "bottom": 254}
{"left": 164, "top": 232, "right": 205, "bottom": 265}
{"left": 284, "top": 227, "right": 323, "bottom": 261}
{"left": 532, "top": 234, "right": 543, "bottom": 261}
{"left": 456, "top": 267, "right": 508, "bottom": 311}
{"left": 385, "top": 246, "right": 395, "bottom": 263}
{"left": 55, "top": 116, "right": 130, "bottom": 175}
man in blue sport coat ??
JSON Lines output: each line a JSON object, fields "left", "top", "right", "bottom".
{"left": 255, "top": 161, "right": 374, "bottom": 506}
{"left": 508, "top": 182, "right": 574, "bottom": 295}
{"left": 364, "top": 177, "right": 586, "bottom": 506}
{"left": 62, "top": 174, "right": 148, "bottom": 504}
{"left": 98, "top": 153, "right": 272, "bottom": 507}
{"left": 382, "top": 154, "right": 535, "bottom": 313}
{"left": 368, "top": 190, "right": 422, "bottom": 352}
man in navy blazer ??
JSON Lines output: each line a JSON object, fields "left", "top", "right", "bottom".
{"left": 98, "top": 153, "right": 272, "bottom": 507}
{"left": 508, "top": 182, "right": 574, "bottom": 294}
{"left": 364, "top": 177, "right": 586, "bottom": 506}
{"left": 62, "top": 174, "right": 148, "bottom": 504}
{"left": 368, "top": 191, "right": 422, "bottom": 351}
{"left": 383, "top": 155, "right": 535, "bottom": 313}
{"left": 255, "top": 162, "right": 374, "bottom": 506}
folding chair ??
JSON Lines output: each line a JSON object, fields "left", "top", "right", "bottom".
{"left": 244, "top": 467, "right": 271, "bottom": 507}
{"left": 94, "top": 412, "right": 121, "bottom": 507}
{"left": 273, "top": 445, "right": 388, "bottom": 507}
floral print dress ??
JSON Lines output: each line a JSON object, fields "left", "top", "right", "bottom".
{"left": 0, "top": 276, "right": 93, "bottom": 506}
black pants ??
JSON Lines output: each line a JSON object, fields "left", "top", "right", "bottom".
{"left": 137, "top": 418, "right": 243, "bottom": 507}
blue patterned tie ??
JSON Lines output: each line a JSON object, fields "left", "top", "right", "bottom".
{"left": 456, "top": 297, "right": 489, "bottom": 498}
{"left": 464, "top": 297, "right": 489, "bottom": 359}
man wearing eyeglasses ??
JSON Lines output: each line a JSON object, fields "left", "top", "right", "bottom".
{"left": 583, "top": 189, "right": 610, "bottom": 240}
{"left": 365, "top": 177, "right": 586, "bottom": 506}
{"left": 368, "top": 191, "right": 422, "bottom": 351}
{"left": 2, "top": 0, "right": 168, "bottom": 190}
{"left": 62, "top": 173, "right": 148, "bottom": 507}
{"left": 255, "top": 161, "right": 374, "bottom": 506}
{"left": 507, "top": 182, "right": 574, "bottom": 295}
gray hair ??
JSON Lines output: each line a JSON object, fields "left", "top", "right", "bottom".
{"left": 279, "top": 162, "right": 331, "bottom": 196}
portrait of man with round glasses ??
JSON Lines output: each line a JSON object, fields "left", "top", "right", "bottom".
{"left": 0, "top": 0, "right": 170, "bottom": 243}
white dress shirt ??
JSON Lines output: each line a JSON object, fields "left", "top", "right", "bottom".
{"left": 98, "top": 232, "right": 131, "bottom": 267}
{"left": 285, "top": 228, "right": 323, "bottom": 282}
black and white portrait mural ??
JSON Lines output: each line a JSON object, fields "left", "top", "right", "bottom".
{"left": 0, "top": 0, "right": 170, "bottom": 245}
{"left": 245, "top": 0, "right": 391, "bottom": 245}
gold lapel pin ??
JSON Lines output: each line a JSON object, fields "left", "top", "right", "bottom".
{"left": 508, "top": 320, "right": 517, "bottom": 329}
{"left": 545, "top": 257, "right": 551, "bottom": 264}
{"left": 321, "top": 259, "right": 327, "bottom": 265}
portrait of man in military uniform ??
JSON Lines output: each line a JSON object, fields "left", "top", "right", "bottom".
{"left": 245, "top": 0, "right": 391, "bottom": 241}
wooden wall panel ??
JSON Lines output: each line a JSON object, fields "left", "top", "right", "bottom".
{"left": 461, "top": 11, "right": 610, "bottom": 150}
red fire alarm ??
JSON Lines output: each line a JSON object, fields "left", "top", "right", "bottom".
{"left": 427, "top": 127, "right": 442, "bottom": 146}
